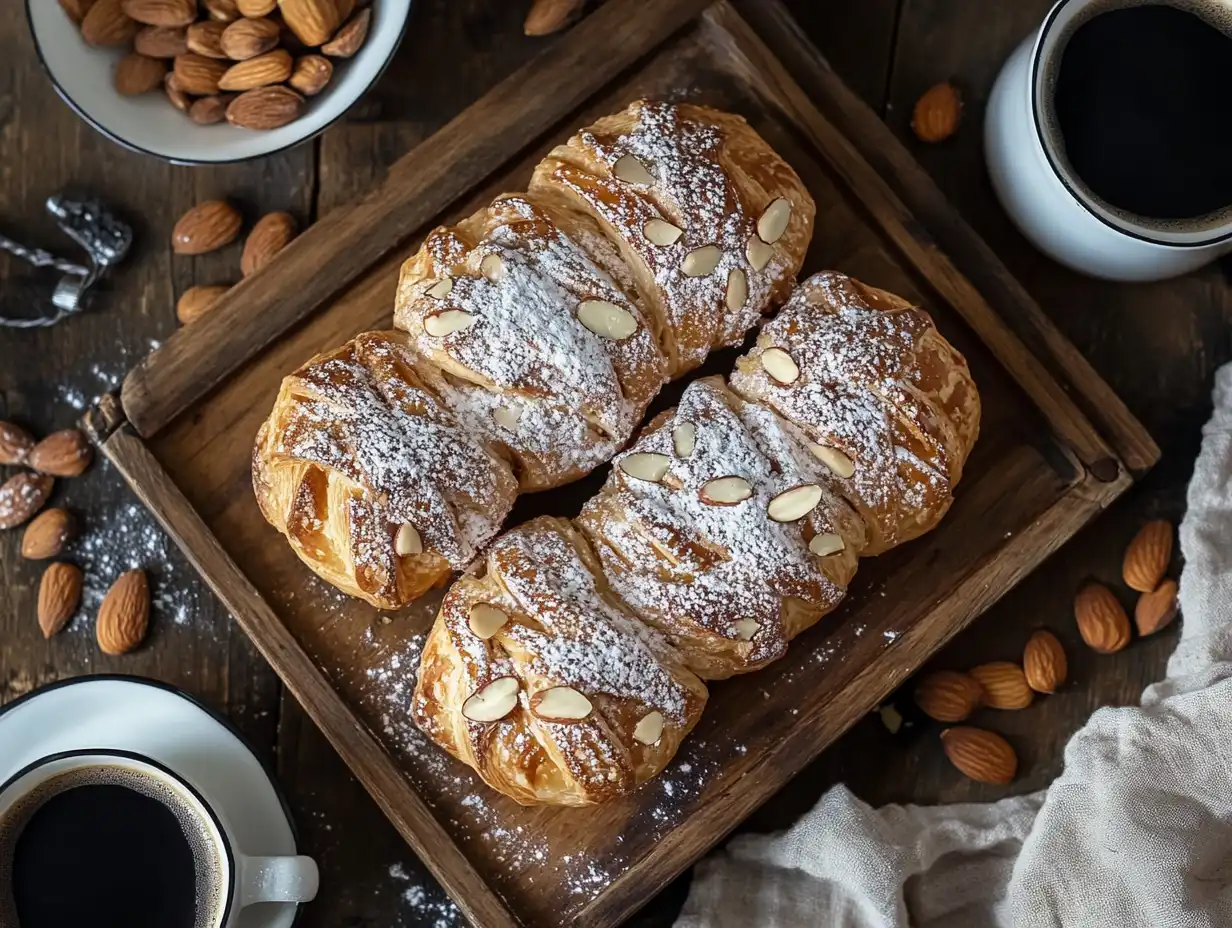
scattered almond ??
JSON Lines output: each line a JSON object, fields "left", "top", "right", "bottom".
{"left": 288, "top": 53, "right": 332, "bottom": 95}
{"left": 240, "top": 211, "right": 296, "bottom": 276}
{"left": 172, "top": 200, "right": 242, "bottom": 255}
{"left": 1122, "top": 519, "right": 1172, "bottom": 593}
{"left": 218, "top": 47, "right": 292, "bottom": 90}
{"left": 114, "top": 52, "right": 167, "bottom": 94}
{"left": 96, "top": 569, "right": 151, "bottom": 655}
{"left": 28, "top": 430, "right": 93, "bottom": 478}
{"left": 524, "top": 0, "right": 584, "bottom": 35}
{"left": 321, "top": 7, "right": 369, "bottom": 57}
{"left": 530, "top": 685, "right": 593, "bottom": 721}
{"left": 1023, "top": 629, "right": 1067, "bottom": 694}
{"left": 914, "top": 670, "right": 984, "bottom": 722}
{"left": 699, "top": 476, "right": 753, "bottom": 506}
{"left": 0, "top": 473, "right": 55, "bottom": 531}
{"left": 21, "top": 508, "right": 76, "bottom": 560}
{"left": 1074, "top": 582, "right": 1132, "bottom": 654}
{"left": 461, "top": 676, "right": 519, "bottom": 722}
{"left": 0, "top": 421, "right": 35, "bottom": 465}
{"left": 173, "top": 52, "right": 229, "bottom": 93}
{"left": 225, "top": 85, "right": 303, "bottom": 129}
{"left": 277, "top": 0, "right": 340, "bottom": 46}
{"left": 38, "top": 563, "right": 83, "bottom": 639}
{"left": 134, "top": 24, "right": 189, "bottom": 56}
{"left": 188, "top": 93, "right": 232, "bottom": 124}
{"left": 82, "top": 0, "right": 140, "bottom": 46}
{"left": 176, "top": 284, "right": 231, "bottom": 324}
{"left": 220, "top": 15, "right": 280, "bottom": 58}
{"left": 1135, "top": 578, "right": 1179, "bottom": 636}
{"left": 940, "top": 726, "right": 1017, "bottom": 784}
{"left": 912, "top": 82, "right": 962, "bottom": 143}
{"left": 121, "top": 0, "right": 198, "bottom": 27}
{"left": 969, "top": 662, "right": 1034, "bottom": 710}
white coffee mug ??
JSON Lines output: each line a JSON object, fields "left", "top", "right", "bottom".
{"left": 0, "top": 749, "right": 318, "bottom": 927}
{"left": 984, "top": 0, "right": 1232, "bottom": 281}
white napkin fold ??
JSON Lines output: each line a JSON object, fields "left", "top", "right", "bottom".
{"left": 677, "top": 363, "right": 1232, "bottom": 928}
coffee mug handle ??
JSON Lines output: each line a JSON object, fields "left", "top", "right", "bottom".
{"left": 238, "top": 854, "right": 320, "bottom": 906}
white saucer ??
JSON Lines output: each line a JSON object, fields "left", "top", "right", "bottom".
{"left": 0, "top": 675, "right": 301, "bottom": 928}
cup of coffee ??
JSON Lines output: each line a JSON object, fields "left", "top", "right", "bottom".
{"left": 985, "top": 0, "right": 1232, "bottom": 281}
{"left": 0, "top": 749, "right": 318, "bottom": 928}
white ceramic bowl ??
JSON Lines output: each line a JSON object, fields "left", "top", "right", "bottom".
{"left": 26, "top": 1, "right": 411, "bottom": 164}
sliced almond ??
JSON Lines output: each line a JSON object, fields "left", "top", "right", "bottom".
{"left": 732, "top": 619, "right": 760, "bottom": 641}
{"left": 699, "top": 476, "right": 753, "bottom": 506}
{"left": 467, "top": 603, "right": 509, "bottom": 639}
{"left": 424, "top": 309, "right": 477, "bottom": 337}
{"left": 619, "top": 452, "right": 671, "bottom": 483}
{"left": 681, "top": 245, "right": 721, "bottom": 278}
{"left": 462, "top": 677, "right": 519, "bottom": 722}
{"left": 612, "top": 153, "right": 654, "bottom": 185}
{"left": 809, "top": 533, "right": 846, "bottom": 556}
{"left": 757, "top": 198, "right": 791, "bottom": 244}
{"left": 426, "top": 277, "right": 453, "bottom": 298}
{"left": 480, "top": 253, "right": 505, "bottom": 281}
{"left": 725, "top": 268, "right": 748, "bottom": 312}
{"left": 810, "top": 443, "right": 855, "bottom": 479}
{"left": 643, "top": 218, "right": 682, "bottom": 246}
{"left": 672, "top": 422, "right": 696, "bottom": 458}
{"left": 760, "top": 347, "right": 800, "bottom": 385}
{"left": 394, "top": 523, "right": 422, "bottom": 556}
{"left": 493, "top": 405, "right": 522, "bottom": 430}
{"left": 767, "top": 484, "right": 823, "bottom": 523}
{"left": 633, "top": 710, "right": 664, "bottom": 746}
{"left": 746, "top": 234, "right": 772, "bottom": 271}
{"left": 578, "top": 299, "right": 637, "bottom": 340}
{"left": 531, "top": 685, "right": 593, "bottom": 721}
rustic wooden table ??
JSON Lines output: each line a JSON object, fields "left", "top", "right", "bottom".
{"left": 0, "top": 1, "right": 1219, "bottom": 924}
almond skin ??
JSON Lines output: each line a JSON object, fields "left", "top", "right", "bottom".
{"left": 203, "top": 0, "right": 240, "bottom": 18}
{"left": 969, "top": 661, "right": 1034, "bottom": 710}
{"left": 82, "top": 0, "right": 140, "bottom": 46}
{"left": 220, "top": 16, "right": 281, "bottom": 58}
{"left": 237, "top": 0, "right": 276, "bottom": 13}
{"left": 218, "top": 48, "right": 292, "bottom": 91}
{"left": 114, "top": 52, "right": 168, "bottom": 95}
{"left": 941, "top": 726, "right": 1017, "bottom": 785}
{"left": 321, "top": 7, "right": 369, "bottom": 57}
{"left": 28, "top": 429, "right": 93, "bottom": 478}
{"left": 1023, "top": 629, "right": 1067, "bottom": 694}
{"left": 1123, "top": 519, "right": 1173, "bottom": 593}
{"left": 39, "top": 563, "right": 83, "bottom": 639}
{"left": 914, "top": 670, "right": 984, "bottom": 723}
{"left": 1135, "top": 578, "right": 1179, "bottom": 636}
{"left": 122, "top": 0, "right": 198, "bottom": 27}
{"left": 288, "top": 54, "right": 332, "bottom": 95}
{"left": 0, "top": 473, "right": 54, "bottom": 530}
{"left": 241, "top": 211, "right": 296, "bottom": 276}
{"left": 176, "top": 284, "right": 231, "bottom": 324}
{"left": 225, "top": 85, "right": 303, "bottom": 129}
{"left": 133, "top": 24, "right": 189, "bottom": 57}
{"left": 0, "top": 421, "right": 35, "bottom": 465}
{"left": 524, "top": 0, "right": 584, "bottom": 35}
{"left": 188, "top": 94, "right": 233, "bottom": 125}
{"left": 1074, "top": 582, "right": 1132, "bottom": 654}
{"left": 172, "top": 200, "right": 242, "bottom": 255}
{"left": 186, "top": 19, "right": 229, "bottom": 57}
{"left": 278, "top": 0, "right": 340, "bottom": 46}
{"left": 21, "top": 508, "right": 76, "bottom": 560}
{"left": 164, "top": 72, "right": 191, "bottom": 111}
{"left": 912, "top": 82, "right": 961, "bottom": 143}
{"left": 173, "top": 52, "right": 229, "bottom": 94}
{"left": 59, "top": 0, "right": 100, "bottom": 25}
{"left": 97, "top": 569, "right": 151, "bottom": 655}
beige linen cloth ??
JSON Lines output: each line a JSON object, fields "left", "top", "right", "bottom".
{"left": 677, "top": 364, "right": 1232, "bottom": 928}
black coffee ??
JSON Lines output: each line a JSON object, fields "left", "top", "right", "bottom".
{"left": 1052, "top": 3, "right": 1232, "bottom": 222}
{"left": 0, "top": 765, "right": 225, "bottom": 928}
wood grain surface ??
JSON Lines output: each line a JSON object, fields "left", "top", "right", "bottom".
{"left": 0, "top": 0, "right": 1211, "bottom": 925}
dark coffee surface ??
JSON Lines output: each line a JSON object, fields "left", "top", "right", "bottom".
{"left": 11, "top": 784, "right": 199, "bottom": 928}
{"left": 1054, "top": 5, "right": 1232, "bottom": 220}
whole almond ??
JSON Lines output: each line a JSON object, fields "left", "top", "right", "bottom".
{"left": 1074, "top": 582, "right": 1132, "bottom": 654}
{"left": 133, "top": 24, "right": 188, "bottom": 56}
{"left": 1023, "top": 629, "right": 1067, "bottom": 694}
{"left": 176, "top": 284, "right": 231, "bottom": 324}
{"left": 333, "top": 0, "right": 354, "bottom": 21}
{"left": 59, "top": 0, "right": 99, "bottom": 25}
{"left": 914, "top": 670, "right": 984, "bottom": 723}
{"left": 241, "top": 211, "right": 296, "bottom": 276}
{"left": 21, "top": 508, "right": 76, "bottom": 560}
{"left": 172, "top": 200, "right": 242, "bottom": 255}
{"left": 82, "top": 0, "right": 140, "bottom": 46}
{"left": 321, "top": 7, "right": 369, "bottom": 57}
{"left": 121, "top": 0, "right": 197, "bottom": 27}
{"left": 1136, "top": 578, "right": 1179, "bottom": 636}
{"left": 164, "top": 72, "right": 191, "bottom": 111}
{"left": 912, "top": 82, "right": 962, "bottom": 143}
{"left": 188, "top": 94, "right": 233, "bottom": 125}
{"left": 289, "top": 54, "right": 332, "bottom": 95}
{"left": 278, "top": 0, "right": 340, "bottom": 46}
{"left": 39, "top": 563, "right": 83, "bottom": 639}
{"left": 97, "top": 569, "right": 150, "bottom": 655}
{"left": 226, "top": 85, "right": 304, "bottom": 129}
{"left": 0, "top": 421, "right": 35, "bottom": 465}
{"left": 221, "top": 16, "right": 280, "bottom": 58}
{"left": 186, "top": 20, "right": 229, "bottom": 57}
{"left": 237, "top": 0, "right": 276, "bottom": 13}
{"left": 114, "top": 52, "right": 167, "bottom": 95}
{"left": 203, "top": 0, "right": 240, "bottom": 19}
{"left": 28, "top": 429, "right": 93, "bottom": 478}
{"left": 1123, "top": 519, "right": 1173, "bottom": 593}
{"left": 524, "top": 0, "right": 584, "bottom": 35}
{"left": 173, "top": 53, "right": 229, "bottom": 94}
{"left": 0, "top": 473, "right": 54, "bottom": 530}
{"left": 968, "top": 661, "right": 1034, "bottom": 709}
{"left": 941, "top": 726, "right": 1017, "bottom": 785}
{"left": 218, "top": 48, "right": 292, "bottom": 90}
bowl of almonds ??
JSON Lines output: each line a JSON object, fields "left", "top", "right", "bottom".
{"left": 26, "top": 0, "right": 409, "bottom": 163}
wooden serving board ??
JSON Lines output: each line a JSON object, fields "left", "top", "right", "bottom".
{"left": 86, "top": 1, "right": 1159, "bottom": 925}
